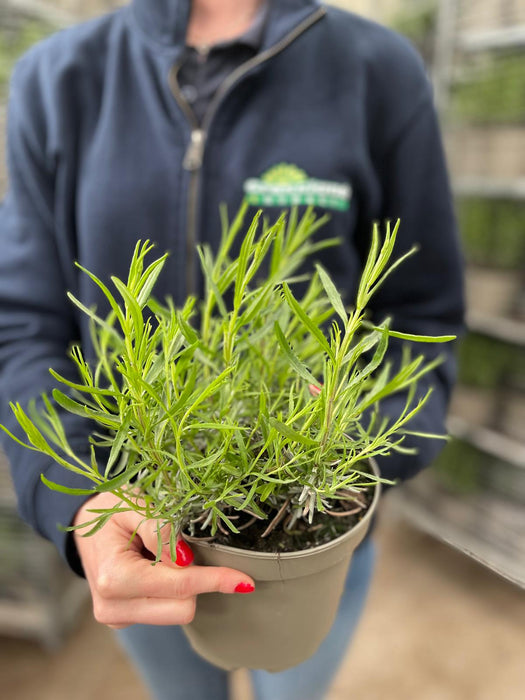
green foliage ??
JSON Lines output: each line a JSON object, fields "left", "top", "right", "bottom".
{"left": 457, "top": 333, "right": 522, "bottom": 390}
{"left": 1, "top": 207, "right": 455, "bottom": 561}
{"left": 433, "top": 438, "right": 525, "bottom": 502}
{"left": 457, "top": 197, "right": 525, "bottom": 269}
{"left": 0, "top": 17, "right": 55, "bottom": 96}
{"left": 451, "top": 52, "right": 525, "bottom": 126}
{"left": 432, "top": 439, "right": 483, "bottom": 494}
{"left": 390, "top": 1, "right": 437, "bottom": 67}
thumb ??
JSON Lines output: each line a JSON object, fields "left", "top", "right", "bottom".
{"left": 114, "top": 509, "right": 193, "bottom": 568}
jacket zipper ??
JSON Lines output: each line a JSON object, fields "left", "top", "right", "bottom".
{"left": 168, "top": 6, "right": 327, "bottom": 297}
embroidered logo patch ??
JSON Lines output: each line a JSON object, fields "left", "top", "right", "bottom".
{"left": 244, "top": 163, "right": 352, "bottom": 211}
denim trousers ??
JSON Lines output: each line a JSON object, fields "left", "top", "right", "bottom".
{"left": 115, "top": 536, "right": 375, "bottom": 700}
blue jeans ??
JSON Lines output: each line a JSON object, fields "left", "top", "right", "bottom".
{"left": 115, "top": 536, "right": 375, "bottom": 700}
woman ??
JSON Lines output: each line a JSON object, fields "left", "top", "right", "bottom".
{"left": 0, "top": 1, "right": 464, "bottom": 698}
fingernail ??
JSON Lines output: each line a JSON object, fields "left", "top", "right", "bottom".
{"left": 175, "top": 540, "right": 194, "bottom": 567}
{"left": 308, "top": 383, "right": 322, "bottom": 396}
{"left": 234, "top": 582, "right": 255, "bottom": 594}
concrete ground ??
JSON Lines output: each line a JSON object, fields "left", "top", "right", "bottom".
{"left": 0, "top": 504, "right": 523, "bottom": 700}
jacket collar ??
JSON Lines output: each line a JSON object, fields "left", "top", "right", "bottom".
{"left": 131, "top": 0, "right": 322, "bottom": 50}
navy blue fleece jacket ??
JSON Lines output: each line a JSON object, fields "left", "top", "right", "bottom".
{"left": 0, "top": 0, "right": 464, "bottom": 575}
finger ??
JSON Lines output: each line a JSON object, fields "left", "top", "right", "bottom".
{"left": 111, "top": 510, "right": 193, "bottom": 568}
{"left": 162, "top": 564, "right": 255, "bottom": 598}
{"left": 94, "top": 595, "right": 197, "bottom": 628}
{"left": 138, "top": 536, "right": 194, "bottom": 568}
{"left": 95, "top": 548, "right": 254, "bottom": 600}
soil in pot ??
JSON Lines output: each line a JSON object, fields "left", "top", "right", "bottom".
{"left": 194, "top": 489, "right": 374, "bottom": 553}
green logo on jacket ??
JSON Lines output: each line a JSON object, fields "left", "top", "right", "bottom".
{"left": 244, "top": 163, "right": 351, "bottom": 211}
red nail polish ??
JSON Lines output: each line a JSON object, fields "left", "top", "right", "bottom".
{"left": 234, "top": 582, "right": 255, "bottom": 593}
{"left": 308, "top": 383, "right": 322, "bottom": 396}
{"left": 175, "top": 540, "right": 194, "bottom": 567}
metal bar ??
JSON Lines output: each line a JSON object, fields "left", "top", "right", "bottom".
{"left": 2, "top": 0, "right": 75, "bottom": 27}
{"left": 432, "top": 0, "right": 458, "bottom": 114}
{"left": 393, "top": 493, "right": 525, "bottom": 589}
{"left": 458, "top": 25, "right": 525, "bottom": 52}
{"left": 448, "top": 415, "right": 525, "bottom": 470}
{"left": 466, "top": 310, "right": 525, "bottom": 348}
{"left": 454, "top": 177, "right": 525, "bottom": 200}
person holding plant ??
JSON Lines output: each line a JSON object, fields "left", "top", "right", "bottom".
{"left": 0, "top": 0, "right": 464, "bottom": 699}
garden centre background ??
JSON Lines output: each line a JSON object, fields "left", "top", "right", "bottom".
{"left": 0, "top": 1, "right": 523, "bottom": 698}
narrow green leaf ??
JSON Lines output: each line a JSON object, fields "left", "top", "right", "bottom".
{"left": 95, "top": 460, "right": 145, "bottom": 492}
{"left": 282, "top": 283, "right": 334, "bottom": 360}
{"left": 75, "top": 511, "right": 117, "bottom": 537}
{"left": 217, "top": 510, "right": 240, "bottom": 533}
{"left": 403, "top": 429, "right": 450, "bottom": 441}
{"left": 269, "top": 417, "right": 318, "bottom": 446}
{"left": 176, "top": 309, "right": 199, "bottom": 345}
{"left": 105, "top": 412, "right": 132, "bottom": 474}
{"left": 136, "top": 255, "right": 169, "bottom": 307}
{"left": 40, "top": 474, "right": 95, "bottom": 495}
{"left": 66, "top": 293, "right": 123, "bottom": 340}
{"left": 273, "top": 322, "right": 319, "bottom": 386}
{"left": 0, "top": 423, "right": 35, "bottom": 450}
{"left": 112, "top": 277, "right": 145, "bottom": 342}
{"left": 315, "top": 264, "right": 348, "bottom": 324}
{"left": 356, "top": 221, "right": 380, "bottom": 309}
{"left": 260, "top": 482, "right": 275, "bottom": 502}
{"left": 376, "top": 328, "right": 456, "bottom": 343}
{"left": 357, "top": 356, "right": 424, "bottom": 411}
{"left": 169, "top": 525, "right": 177, "bottom": 563}
{"left": 351, "top": 325, "right": 390, "bottom": 383}
{"left": 52, "top": 389, "right": 119, "bottom": 428}
{"left": 198, "top": 246, "right": 228, "bottom": 318}
{"left": 184, "top": 422, "right": 245, "bottom": 431}
{"left": 368, "top": 244, "right": 419, "bottom": 298}
{"left": 167, "top": 365, "right": 198, "bottom": 417}
{"left": 182, "top": 366, "right": 235, "bottom": 420}
{"left": 217, "top": 199, "right": 249, "bottom": 268}
{"left": 48, "top": 369, "right": 117, "bottom": 398}
{"left": 74, "top": 263, "right": 125, "bottom": 326}
{"left": 234, "top": 212, "right": 261, "bottom": 308}
{"left": 155, "top": 525, "right": 163, "bottom": 562}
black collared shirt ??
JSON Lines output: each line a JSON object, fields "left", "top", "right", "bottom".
{"left": 177, "top": 3, "right": 268, "bottom": 125}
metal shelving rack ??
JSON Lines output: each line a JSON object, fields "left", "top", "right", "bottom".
{"left": 389, "top": 0, "right": 525, "bottom": 589}
{"left": 0, "top": 451, "right": 89, "bottom": 648}
{"left": 457, "top": 24, "right": 525, "bottom": 52}
{"left": 0, "top": 1, "right": 91, "bottom": 648}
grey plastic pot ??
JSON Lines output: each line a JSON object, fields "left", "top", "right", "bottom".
{"left": 182, "top": 459, "right": 381, "bottom": 672}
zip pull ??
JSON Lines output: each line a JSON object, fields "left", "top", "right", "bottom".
{"left": 183, "top": 129, "right": 205, "bottom": 171}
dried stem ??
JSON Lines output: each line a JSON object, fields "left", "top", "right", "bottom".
{"left": 325, "top": 505, "right": 363, "bottom": 517}
{"left": 217, "top": 519, "right": 229, "bottom": 536}
{"left": 244, "top": 509, "right": 266, "bottom": 520}
{"left": 237, "top": 516, "right": 257, "bottom": 531}
{"left": 261, "top": 498, "right": 291, "bottom": 538}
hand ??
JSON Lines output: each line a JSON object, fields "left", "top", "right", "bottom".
{"left": 73, "top": 492, "right": 255, "bottom": 629}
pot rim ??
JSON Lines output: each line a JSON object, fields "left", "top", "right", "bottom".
{"left": 184, "top": 457, "right": 381, "bottom": 561}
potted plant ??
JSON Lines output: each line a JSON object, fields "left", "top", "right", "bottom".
{"left": 1, "top": 206, "right": 455, "bottom": 671}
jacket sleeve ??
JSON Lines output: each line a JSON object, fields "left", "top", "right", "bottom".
{"left": 361, "top": 84, "right": 465, "bottom": 484}
{"left": 0, "top": 58, "right": 93, "bottom": 577}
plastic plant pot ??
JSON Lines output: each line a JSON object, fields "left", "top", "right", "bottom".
{"left": 182, "top": 459, "right": 381, "bottom": 672}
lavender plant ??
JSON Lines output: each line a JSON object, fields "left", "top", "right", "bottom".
{"left": 2, "top": 206, "right": 454, "bottom": 560}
